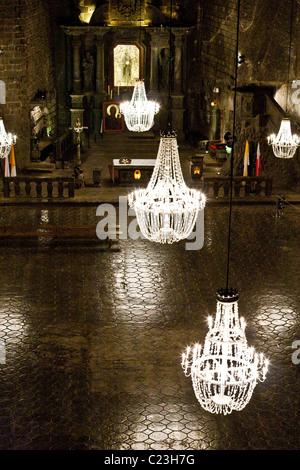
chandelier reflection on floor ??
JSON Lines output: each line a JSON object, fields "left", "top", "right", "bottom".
{"left": 128, "top": 131, "right": 206, "bottom": 244}
{"left": 0, "top": 118, "right": 16, "bottom": 159}
{"left": 267, "top": 118, "right": 300, "bottom": 159}
{"left": 182, "top": 289, "right": 269, "bottom": 415}
{"left": 120, "top": 80, "right": 159, "bottom": 132}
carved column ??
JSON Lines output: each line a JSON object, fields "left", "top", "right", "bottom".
{"left": 72, "top": 36, "right": 82, "bottom": 94}
{"left": 173, "top": 32, "right": 184, "bottom": 94}
{"left": 94, "top": 31, "right": 108, "bottom": 137}
{"left": 171, "top": 30, "right": 186, "bottom": 141}
{"left": 150, "top": 31, "right": 160, "bottom": 92}
{"left": 95, "top": 34, "right": 105, "bottom": 94}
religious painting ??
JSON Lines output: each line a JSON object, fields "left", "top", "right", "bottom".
{"left": 113, "top": 44, "right": 140, "bottom": 87}
{"left": 102, "top": 101, "right": 125, "bottom": 133}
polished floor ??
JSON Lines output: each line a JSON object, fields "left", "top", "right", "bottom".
{"left": 0, "top": 202, "right": 299, "bottom": 450}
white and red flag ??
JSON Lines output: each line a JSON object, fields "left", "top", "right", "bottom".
{"left": 255, "top": 142, "right": 262, "bottom": 176}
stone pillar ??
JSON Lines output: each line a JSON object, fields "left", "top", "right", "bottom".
{"left": 72, "top": 36, "right": 82, "bottom": 94}
{"left": 150, "top": 31, "right": 160, "bottom": 92}
{"left": 171, "top": 94, "right": 185, "bottom": 141}
{"left": 171, "top": 31, "right": 185, "bottom": 141}
{"left": 95, "top": 34, "right": 105, "bottom": 94}
{"left": 173, "top": 32, "right": 184, "bottom": 94}
{"left": 94, "top": 32, "right": 108, "bottom": 137}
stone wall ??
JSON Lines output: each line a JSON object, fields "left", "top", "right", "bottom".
{"left": 184, "top": 0, "right": 238, "bottom": 141}
{"left": 185, "top": 0, "right": 300, "bottom": 130}
{"left": 0, "top": 0, "right": 56, "bottom": 170}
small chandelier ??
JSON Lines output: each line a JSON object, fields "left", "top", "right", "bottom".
{"left": 267, "top": 118, "right": 300, "bottom": 159}
{"left": 128, "top": 131, "right": 206, "bottom": 244}
{"left": 120, "top": 80, "right": 159, "bottom": 132}
{"left": 182, "top": 288, "right": 269, "bottom": 415}
{"left": 0, "top": 118, "right": 16, "bottom": 159}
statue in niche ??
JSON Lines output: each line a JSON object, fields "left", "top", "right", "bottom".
{"left": 83, "top": 51, "right": 95, "bottom": 91}
{"left": 122, "top": 52, "right": 132, "bottom": 87}
{"left": 159, "top": 48, "right": 171, "bottom": 91}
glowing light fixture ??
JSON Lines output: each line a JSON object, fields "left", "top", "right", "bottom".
{"left": 0, "top": 118, "right": 16, "bottom": 159}
{"left": 182, "top": 289, "right": 269, "bottom": 415}
{"left": 267, "top": 0, "right": 300, "bottom": 158}
{"left": 267, "top": 118, "right": 300, "bottom": 159}
{"left": 120, "top": 80, "right": 159, "bottom": 132}
{"left": 134, "top": 169, "right": 141, "bottom": 180}
{"left": 128, "top": 131, "right": 205, "bottom": 244}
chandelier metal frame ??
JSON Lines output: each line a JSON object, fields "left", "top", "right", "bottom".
{"left": 0, "top": 118, "right": 16, "bottom": 159}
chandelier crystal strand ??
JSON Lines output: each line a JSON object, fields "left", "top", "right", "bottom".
{"left": 128, "top": 131, "right": 206, "bottom": 243}
{"left": 182, "top": 289, "right": 269, "bottom": 415}
{"left": 0, "top": 118, "right": 16, "bottom": 159}
{"left": 267, "top": 118, "right": 300, "bottom": 159}
{"left": 120, "top": 80, "right": 159, "bottom": 132}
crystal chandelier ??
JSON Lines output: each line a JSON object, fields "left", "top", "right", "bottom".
{"left": 0, "top": 118, "right": 16, "bottom": 159}
{"left": 267, "top": 118, "right": 300, "bottom": 159}
{"left": 128, "top": 131, "right": 206, "bottom": 244}
{"left": 120, "top": 80, "right": 159, "bottom": 132}
{"left": 267, "top": 0, "right": 300, "bottom": 158}
{"left": 182, "top": 289, "right": 269, "bottom": 415}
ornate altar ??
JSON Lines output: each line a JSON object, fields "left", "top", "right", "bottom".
{"left": 60, "top": 0, "right": 191, "bottom": 140}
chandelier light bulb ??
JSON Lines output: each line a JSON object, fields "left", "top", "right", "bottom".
{"left": 128, "top": 131, "right": 206, "bottom": 244}
{"left": 267, "top": 118, "right": 300, "bottom": 158}
{"left": 182, "top": 288, "right": 269, "bottom": 415}
{"left": 120, "top": 80, "right": 159, "bottom": 132}
{"left": 0, "top": 118, "right": 16, "bottom": 159}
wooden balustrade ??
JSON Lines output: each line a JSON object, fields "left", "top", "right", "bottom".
{"left": 3, "top": 177, "right": 75, "bottom": 198}
{"left": 202, "top": 177, "right": 272, "bottom": 198}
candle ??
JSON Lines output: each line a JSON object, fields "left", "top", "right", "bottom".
{"left": 108, "top": 85, "right": 110, "bottom": 95}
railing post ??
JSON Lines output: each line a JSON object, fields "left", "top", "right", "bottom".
{"left": 3, "top": 178, "right": 10, "bottom": 197}
{"left": 58, "top": 180, "right": 64, "bottom": 197}
{"left": 68, "top": 179, "right": 75, "bottom": 197}
{"left": 223, "top": 180, "right": 230, "bottom": 197}
{"left": 47, "top": 181, "right": 53, "bottom": 198}
{"left": 36, "top": 181, "right": 42, "bottom": 197}
{"left": 255, "top": 179, "right": 262, "bottom": 195}
{"left": 14, "top": 180, "right": 20, "bottom": 196}
{"left": 25, "top": 181, "right": 31, "bottom": 196}
{"left": 244, "top": 178, "right": 251, "bottom": 196}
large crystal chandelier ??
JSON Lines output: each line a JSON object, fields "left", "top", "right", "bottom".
{"left": 128, "top": 131, "right": 206, "bottom": 243}
{"left": 0, "top": 118, "right": 16, "bottom": 159}
{"left": 182, "top": 289, "right": 269, "bottom": 415}
{"left": 267, "top": 118, "right": 300, "bottom": 159}
{"left": 120, "top": 80, "right": 159, "bottom": 132}
{"left": 267, "top": 0, "right": 300, "bottom": 159}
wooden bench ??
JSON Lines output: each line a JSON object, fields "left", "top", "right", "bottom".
{"left": 0, "top": 225, "right": 122, "bottom": 247}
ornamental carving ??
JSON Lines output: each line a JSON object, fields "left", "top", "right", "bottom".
{"left": 109, "top": 0, "right": 145, "bottom": 25}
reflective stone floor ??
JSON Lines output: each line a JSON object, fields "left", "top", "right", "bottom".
{"left": 0, "top": 202, "right": 299, "bottom": 450}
